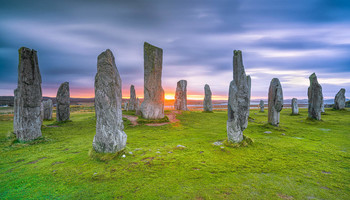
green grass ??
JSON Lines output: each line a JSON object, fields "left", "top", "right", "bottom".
{"left": 0, "top": 107, "right": 349, "bottom": 199}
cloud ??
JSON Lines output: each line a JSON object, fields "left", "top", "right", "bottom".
{"left": 0, "top": 0, "right": 349, "bottom": 99}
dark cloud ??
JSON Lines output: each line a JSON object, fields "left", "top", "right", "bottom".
{"left": 0, "top": 0, "right": 349, "bottom": 98}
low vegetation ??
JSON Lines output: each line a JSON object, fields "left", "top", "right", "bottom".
{"left": 0, "top": 107, "right": 349, "bottom": 199}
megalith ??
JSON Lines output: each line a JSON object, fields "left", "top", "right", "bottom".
{"left": 259, "top": 100, "right": 264, "bottom": 112}
{"left": 56, "top": 82, "right": 70, "bottom": 122}
{"left": 43, "top": 99, "right": 53, "bottom": 120}
{"left": 40, "top": 102, "right": 44, "bottom": 124}
{"left": 227, "top": 50, "right": 250, "bottom": 143}
{"left": 291, "top": 98, "right": 299, "bottom": 115}
{"left": 203, "top": 84, "right": 213, "bottom": 112}
{"left": 308, "top": 73, "right": 323, "bottom": 120}
{"left": 128, "top": 85, "right": 136, "bottom": 111}
{"left": 334, "top": 88, "right": 346, "bottom": 110}
{"left": 13, "top": 47, "right": 42, "bottom": 141}
{"left": 268, "top": 78, "right": 283, "bottom": 126}
{"left": 93, "top": 49, "right": 127, "bottom": 153}
{"left": 174, "top": 80, "right": 189, "bottom": 111}
{"left": 141, "top": 42, "right": 164, "bottom": 119}
{"left": 135, "top": 98, "right": 142, "bottom": 116}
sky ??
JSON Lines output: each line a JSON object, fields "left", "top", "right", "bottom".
{"left": 0, "top": 0, "right": 350, "bottom": 100}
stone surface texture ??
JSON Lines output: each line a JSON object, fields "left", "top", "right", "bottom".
{"left": 334, "top": 88, "right": 346, "bottom": 110}
{"left": 268, "top": 78, "right": 283, "bottom": 126}
{"left": 141, "top": 42, "right": 165, "bottom": 119}
{"left": 174, "top": 80, "right": 189, "bottom": 111}
{"left": 203, "top": 84, "right": 213, "bottom": 112}
{"left": 135, "top": 98, "right": 142, "bottom": 115}
{"left": 128, "top": 85, "right": 137, "bottom": 111}
{"left": 259, "top": 100, "right": 264, "bottom": 112}
{"left": 13, "top": 47, "right": 42, "bottom": 141}
{"left": 308, "top": 73, "right": 323, "bottom": 120}
{"left": 291, "top": 98, "right": 299, "bottom": 115}
{"left": 227, "top": 50, "right": 250, "bottom": 143}
{"left": 43, "top": 99, "right": 53, "bottom": 120}
{"left": 93, "top": 49, "right": 127, "bottom": 153}
{"left": 56, "top": 82, "right": 70, "bottom": 122}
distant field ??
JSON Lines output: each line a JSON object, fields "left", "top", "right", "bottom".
{"left": 0, "top": 107, "right": 349, "bottom": 199}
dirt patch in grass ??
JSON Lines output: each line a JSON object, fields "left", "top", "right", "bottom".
{"left": 123, "top": 110, "right": 181, "bottom": 126}
{"left": 26, "top": 157, "right": 47, "bottom": 164}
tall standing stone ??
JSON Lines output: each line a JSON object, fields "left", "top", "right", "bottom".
{"left": 124, "top": 102, "right": 128, "bottom": 110}
{"left": 93, "top": 49, "right": 127, "bottom": 153}
{"left": 174, "top": 80, "right": 189, "bottom": 111}
{"left": 13, "top": 47, "right": 42, "bottom": 141}
{"left": 135, "top": 98, "right": 142, "bottom": 116}
{"left": 141, "top": 42, "right": 164, "bottom": 119}
{"left": 227, "top": 50, "right": 250, "bottom": 143}
{"left": 128, "top": 85, "right": 136, "bottom": 111}
{"left": 321, "top": 99, "right": 325, "bottom": 113}
{"left": 291, "top": 98, "right": 299, "bottom": 115}
{"left": 247, "top": 75, "right": 251, "bottom": 116}
{"left": 308, "top": 73, "right": 323, "bottom": 120}
{"left": 259, "top": 100, "right": 264, "bottom": 112}
{"left": 43, "top": 99, "right": 53, "bottom": 120}
{"left": 334, "top": 88, "right": 346, "bottom": 110}
{"left": 56, "top": 82, "right": 70, "bottom": 122}
{"left": 203, "top": 84, "right": 213, "bottom": 112}
{"left": 40, "top": 102, "right": 44, "bottom": 124}
{"left": 268, "top": 78, "right": 283, "bottom": 126}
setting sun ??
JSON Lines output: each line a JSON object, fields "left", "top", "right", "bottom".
{"left": 164, "top": 94, "right": 174, "bottom": 100}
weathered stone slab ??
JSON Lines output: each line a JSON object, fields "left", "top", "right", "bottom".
{"left": 227, "top": 50, "right": 250, "bottom": 143}
{"left": 291, "top": 98, "right": 299, "bottom": 115}
{"left": 128, "top": 85, "right": 136, "bottom": 111}
{"left": 13, "top": 47, "right": 42, "bottom": 141}
{"left": 268, "top": 78, "right": 283, "bottom": 126}
{"left": 259, "top": 100, "right": 264, "bottom": 112}
{"left": 203, "top": 84, "right": 213, "bottom": 112}
{"left": 56, "top": 82, "right": 70, "bottom": 122}
{"left": 334, "top": 88, "right": 346, "bottom": 110}
{"left": 135, "top": 98, "right": 142, "bottom": 115}
{"left": 43, "top": 99, "right": 53, "bottom": 120}
{"left": 174, "top": 80, "right": 188, "bottom": 111}
{"left": 141, "top": 42, "right": 164, "bottom": 119}
{"left": 93, "top": 49, "right": 127, "bottom": 153}
{"left": 308, "top": 73, "right": 323, "bottom": 120}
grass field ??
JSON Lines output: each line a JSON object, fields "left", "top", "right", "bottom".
{"left": 0, "top": 107, "right": 349, "bottom": 199}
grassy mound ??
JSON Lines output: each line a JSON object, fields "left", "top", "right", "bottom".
{"left": 137, "top": 116, "right": 169, "bottom": 124}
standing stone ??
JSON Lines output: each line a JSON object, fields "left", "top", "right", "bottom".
{"left": 124, "top": 102, "right": 127, "bottom": 110}
{"left": 43, "top": 99, "right": 53, "bottom": 120}
{"left": 135, "top": 98, "right": 142, "bottom": 116}
{"left": 334, "top": 88, "right": 346, "bottom": 110}
{"left": 128, "top": 85, "right": 136, "bottom": 111}
{"left": 227, "top": 50, "right": 250, "bottom": 143}
{"left": 13, "top": 47, "right": 42, "bottom": 141}
{"left": 203, "top": 84, "right": 213, "bottom": 112}
{"left": 268, "top": 78, "right": 283, "bottom": 126}
{"left": 40, "top": 102, "right": 44, "bottom": 124}
{"left": 56, "top": 82, "right": 70, "bottom": 122}
{"left": 321, "top": 99, "right": 325, "bottom": 113}
{"left": 308, "top": 73, "right": 323, "bottom": 120}
{"left": 141, "top": 42, "right": 164, "bottom": 119}
{"left": 259, "top": 100, "right": 264, "bottom": 112}
{"left": 247, "top": 75, "right": 251, "bottom": 116}
{"left": 93, "top": 49, "right": 127, "bottom": 153}
{"left": 174, "top": 80, "right": 189, "bottom": 111}
{"left": 291, "top": 98, "right": 299, "bottom": 115}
